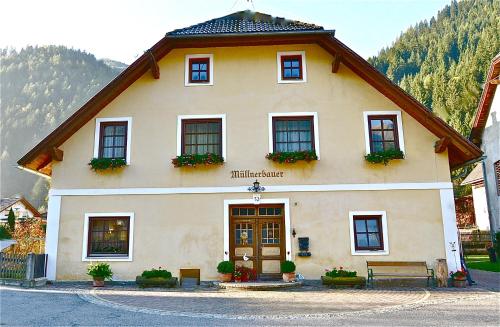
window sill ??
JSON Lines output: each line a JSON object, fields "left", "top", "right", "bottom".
{"left": 82, "top": 256, "right": 132, "bottom": 262}
{"left": 351, "top": 250, "right": 389, "bottom": 256}
{"left": 278, "top": 79, "right": 306, "bottom": 84}
{"left": 185, "top": 82, "right": 213, "bottom": 87}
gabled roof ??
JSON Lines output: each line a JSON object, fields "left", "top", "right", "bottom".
{"left": 470, "top": 53, "right": 500, "bottom": 145}
{"left": 168, "top": 11, "right": 324, "bottom": 36}
{"left": 17, "top": 11, "right": 482, "bottom": 175}
{"left": 461, "top": 164, "right": 484, "bottom": 186}
{"left": 0, "top": 196, "right": 41, "bottom": 217}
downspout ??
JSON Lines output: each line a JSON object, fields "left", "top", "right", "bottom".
{"left": 481, "top": 159, "right": 496, "bottom": 241}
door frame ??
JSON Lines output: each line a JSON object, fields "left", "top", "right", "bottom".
{"left": 223, "top": 198, "right": 291, "bottom": 261}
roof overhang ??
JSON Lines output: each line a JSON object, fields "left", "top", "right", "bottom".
{"left": 470, "top": 53, "right": 500, "bottom": 145}
{"left": 18, "top": 32, "right": 482, "bottom": 176}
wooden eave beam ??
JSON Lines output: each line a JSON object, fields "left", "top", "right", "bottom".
{"left": 51, "top": 147, "right": 64, "bottom": 161}
{"left": 148, "top": 50, "right": 160, "bottom": 79}
{"left": 331, "top": 53, "right": 341, "bottom": 73}
{"left": 434, "top": 136, "right": 451, "bottom": 153}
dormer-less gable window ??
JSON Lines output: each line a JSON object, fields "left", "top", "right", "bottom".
{"left": 185, "top": 54, "right": 214, "bottom": 86}
{"left": 93, "top": 117, "right": 132, "bottom": 164}
{"left": 177, "top": 114, "right": 227, "bottom": 160}
{"left": 363, "top": 111, "right": 405, "bottom": 155}
{"left": 277, "top": 51, "right": 307, "bottom": 84}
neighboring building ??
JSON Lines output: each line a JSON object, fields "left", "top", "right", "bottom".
{"left": 0, "top": 196, "right": 41, "bottom": 223}
{"left": 461, "top": 165, "right": 490, "bottom": 230}
{"left": 18, "top": 11, "right": 481, "bottom": 281}
{"left": 470, "top": 53, "right": 500, "bottom": 233}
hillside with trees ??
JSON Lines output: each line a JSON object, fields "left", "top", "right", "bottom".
{"left": 369, "top": 0, "right": 500, "bottom": 137}
{"left": 0, "top": 46, "right": 125, "bottom": 210}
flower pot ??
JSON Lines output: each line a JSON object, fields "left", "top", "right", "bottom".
{"left": 282, "top": 272, "right": 296, "bottom": 282}
{"left": 321, "top": 276, "right": 366, "bottom": 288}
{"left": 452, "top": 278, "right": 467, "bottom": 288}
{"left": 135, "top": 276, "right": 178, "bottom": 288}
{"left": 92, "top": 277, "right": 105, "bottom": 287}
{"left": 218, "top": 273, "right": 233, "bottom": 282}
{"left": 241, "top": 272, "right": 249, "bottom": 282}
{"left": 234, "top": 277, "right": 242, "bottom": 283}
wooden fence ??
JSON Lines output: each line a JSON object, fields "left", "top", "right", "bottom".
{"left": 0, "top": 253, "right": 47, "bottom": 280}
{"left": 460, "top": 230, "right": 492, "bottom": 255}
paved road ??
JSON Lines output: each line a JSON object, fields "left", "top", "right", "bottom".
{"left": 0, "top": 270, "right": 498, "bottom": 326}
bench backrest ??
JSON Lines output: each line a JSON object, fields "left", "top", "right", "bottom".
{"left": 367, "top": 261, "right": 427, "bottom": 268}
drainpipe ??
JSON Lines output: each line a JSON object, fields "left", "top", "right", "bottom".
{"left": 481, "top": 159, "right": 496, "bottom": 241}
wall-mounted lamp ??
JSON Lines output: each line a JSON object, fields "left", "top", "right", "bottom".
{"left": 292, "top": 228, "right": 297, "bottom": 238}
{"left": 248, "top": 180, "right": 265, "bottom": 193}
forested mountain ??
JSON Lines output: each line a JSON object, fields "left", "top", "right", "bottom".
{"left": 0, "top": 46, "right": 126, "bottom": 210}
{"left": 369, "top": 0, "right": 500, "bottom": 137}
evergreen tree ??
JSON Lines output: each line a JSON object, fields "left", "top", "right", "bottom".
{"left": 7, "top": 208, "right": 16, "bottom": 233}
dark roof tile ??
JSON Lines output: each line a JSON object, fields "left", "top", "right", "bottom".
{"left": 168, "top": 11, "right": 324, "bottom": 36}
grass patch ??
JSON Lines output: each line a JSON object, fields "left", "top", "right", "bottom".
{"left": 465, "top": 255, "right": 500, "bottom": 272}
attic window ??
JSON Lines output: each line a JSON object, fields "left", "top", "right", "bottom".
{"left": 93, "top": 117, "right": 132, "bottom": 164}
{"left": 363, "top": 111, "right": 405, "bottom": 155}
{"left": 185, "top": 54, "right": 214, "bottom": 86}
{"left": 277, "top": 51, "right": 307, "bottom": 84}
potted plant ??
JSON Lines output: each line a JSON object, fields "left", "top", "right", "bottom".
{"left": 234, "top": 270, "right": 242, "bottom": 282}
{"left": 172, "top": 153, "right": 224, "bottom": 167}
{"left": 266, "top": 150, "right": 318, "bottom": 164}
{"left": 321, "top": 267, "right": 366, "bottom": 288}
{"left": 136, "top": 267, "right": 177, "bottom": 288}
{"left": 364, "top": 149, "right": 404, "bottom": 165}
{"left": 281, "top": 260, "right": 296, "bottom": 282}
{"left": 87, "top": 263, "right": 113, "bottom": 287}
{"left": 450, "top": 270, "right": 467, "bottom": 288}
{"left": 217, "top": 260, "right": 234, "bottom": 282}
{"left": 88, "top": 157, "right": 127, "bottom": 171}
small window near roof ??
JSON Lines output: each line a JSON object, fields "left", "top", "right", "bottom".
{"left": 281, "top": 55, "right": 303, "bottom": 80}
{"left": 181, "top": 119, "right": 222, "bottom": 155}
{"left": 99, "top": 121, "right": 128, "bottom": 159}
{"left": 185, "top": 54, "right": 213, "bottom": 86}
{"left": 367, "top": 115, "right": 399, "bottom": 153}
{"left": 189, "top": 58, "right": 210, "bottom": 83}
{"left": 277, "top": 51, "right": 307, "bottom": 83}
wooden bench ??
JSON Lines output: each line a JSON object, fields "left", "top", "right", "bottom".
{"left": 367, "top": 261, "right": 435, "bottom": 288}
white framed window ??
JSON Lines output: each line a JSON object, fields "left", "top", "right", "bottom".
{"left": 349, "top": 211, "right": 389, "bottom": 255}
{"left": 277, "top": 51, "right": 307, "bottom": 84}
{"left": 93, "top": 117, "right": 132, "bottom": 164}
{"left": 176, "top": 114, "right": 227, "bottom": 160}
{"left": 82, "top": 212, "right": 134, "bottom": 261}
{"left": 185, "top": 54, "right": 214, "bottom": 86}
{"left": 268, "top": 112, "right": 320, "bottom": 159}
{"left": 363, "top": 111, "right": 405, "bottom": 155}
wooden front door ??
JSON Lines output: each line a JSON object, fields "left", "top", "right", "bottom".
{"left": 229, "top": 204, "right": 285, "bottom": 279}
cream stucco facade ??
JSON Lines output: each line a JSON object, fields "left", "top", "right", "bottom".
{"left": 43, "top": 44, "right": 461, "bottom": 281}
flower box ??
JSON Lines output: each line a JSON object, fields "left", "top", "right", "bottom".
{"left": 266, "top": 151, "right": 318, "bottom": 163}
{"left": 321, "top": 276, "right": 366, "bottom": 288}
{"left": 135, "top": 276, "right": 178, "bottom": 288}
{"left": 88, "top": 158, "right": 127, "bottom": 171}
{"left": 364, "top": 149, "right": 404, "bottom": 165}
{"left": 172, "top": 153, "right": 224, "bottom": 167}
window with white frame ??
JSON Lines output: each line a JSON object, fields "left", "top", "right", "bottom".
{"left": 268, "top": 112, "right": 320, "bottom": 158}
{"left": 94, "top": 117, "right": 132, "bottom": 164}
{"left": 177, "top": 114, "right": 226, "bottom": 160}
{"left": 363, "top": 111, "right": 405, "bottom": 155}
{"left": 82, "top": 213, "right": 134, "bottom": 261}
{"left": 349, "top": 211, "right": 389, "bottom": 255}
{"left": 185, "top": 54, "right": 214, "bottom": 86}
{"left": 277, "top": 51, "right": 307, "bottom": 83}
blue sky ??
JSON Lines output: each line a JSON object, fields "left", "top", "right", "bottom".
{"left": 1, "top": 0, "right": 451, "bottom": 63}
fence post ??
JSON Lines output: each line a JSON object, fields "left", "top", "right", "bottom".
{"left": 25, "top": 253, "right": 35, "bottom": 281}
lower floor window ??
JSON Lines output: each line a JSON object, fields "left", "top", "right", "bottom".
{"left": 88, "top": 217, "right": 130, "bottom": 257}
{"left": 353, "top": 215, "right": 383, "bottom": 251}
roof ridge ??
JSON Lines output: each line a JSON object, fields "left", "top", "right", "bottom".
{"left": 167, "top": 10, "right": 323, "bottom": 36}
